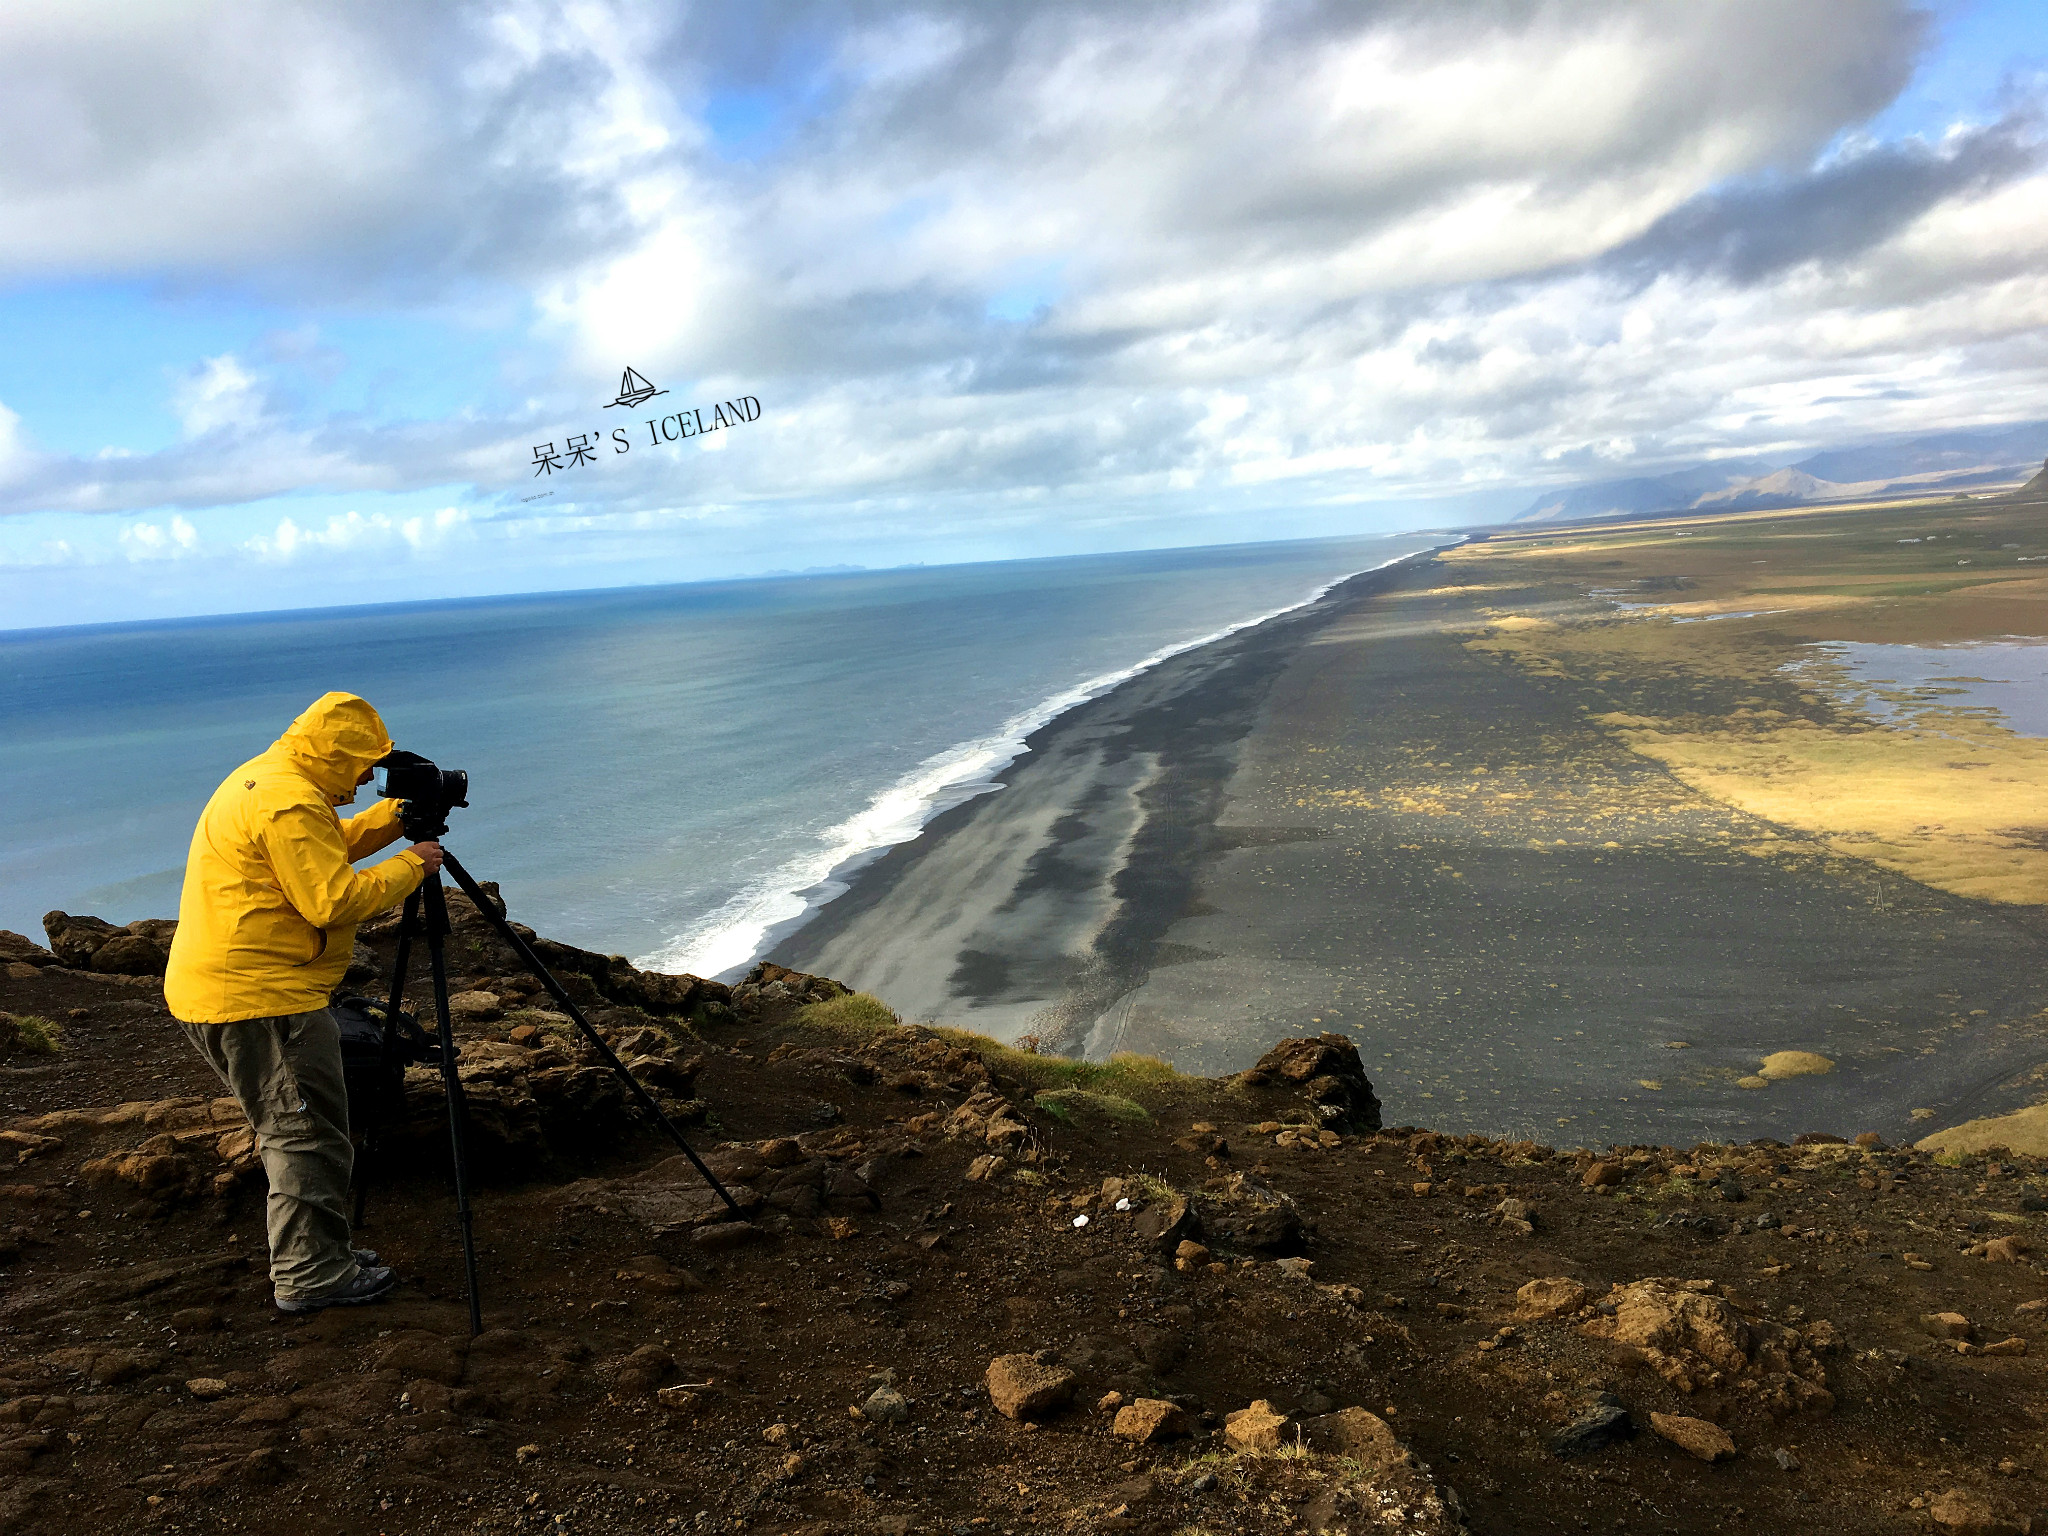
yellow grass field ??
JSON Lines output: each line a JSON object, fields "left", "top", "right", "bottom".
{"left": 1450, "top": 492, "right": 2048, "bottom": 906}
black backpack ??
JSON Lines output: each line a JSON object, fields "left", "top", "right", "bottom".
{"left": 330, "top": 993, "right": 441, "bottom": 1134}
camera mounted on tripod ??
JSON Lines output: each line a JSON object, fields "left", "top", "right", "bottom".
{"left": 373, "top": 749, "right": 469, "bottom": 840}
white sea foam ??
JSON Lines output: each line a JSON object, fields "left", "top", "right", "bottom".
{"left": 635, "top": 546, "right": 1441, "bottom": 980}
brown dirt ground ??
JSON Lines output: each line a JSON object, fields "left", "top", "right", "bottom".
{"left": 4, "top": 923, "right": 2048, "bottom": 1536}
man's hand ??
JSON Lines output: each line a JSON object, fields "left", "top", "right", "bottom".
{"left": 410, "top": 840, "right": 445, "bottom": 876}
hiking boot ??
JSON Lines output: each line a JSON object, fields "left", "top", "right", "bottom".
{"left": 275, "top": 1264, "right": 397, "bottom": 1314}
{"left": 352, "top": 1247, "right": 379, "bottom": 1267}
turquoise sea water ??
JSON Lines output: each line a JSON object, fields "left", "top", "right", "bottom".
{"left": 0, "top": 535, "right": 1436, "bottom": 977}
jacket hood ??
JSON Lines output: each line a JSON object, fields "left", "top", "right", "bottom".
{"left": 275, "top": 692, "right": 395, "bottom": 804}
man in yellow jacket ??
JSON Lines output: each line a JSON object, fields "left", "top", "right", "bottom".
{"left": 165, "top": 692, "right": 442, "bottom": 1313}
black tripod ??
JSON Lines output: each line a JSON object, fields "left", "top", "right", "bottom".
{"left": 353, "top": 847, "right": 744, "bottom": 1335}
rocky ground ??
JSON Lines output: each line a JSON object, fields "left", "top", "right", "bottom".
{"left": 2, "top": 910, "right": 2048, "bottom": 1535}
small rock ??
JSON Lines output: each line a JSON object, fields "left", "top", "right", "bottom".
{"left": 184, "top": 1378, "right": 229, "bottom": 1401}
{"left": 1515, "top": 1276, "right": 1592, "bottom": 1322}
{"left": 1927, "top": 1486, "right": 2030, "bottom": 1536}
{"left": 1132, "top": 1194, "right": 1199, "bottom": 1255}
{"left": 1980, "top": 1336, "right": 2028, "bottom": 1358}
{"left": 1097, "top": 1390, "right": 1125, "bottom": 1412}
{"left": 1921, "top": 1312, "right": 1974, "bottom": 1341}
{"left": 1551, "top": 1395, "right": 1633, "bottom": 1459}
{"left": 762, "top": 1423, "right": 791, "bottom": 1445}
{"left": 1984, "top": 1236, "right": 2030, "bottom": 1264}
{"left": 1582, "top": 1162, "right": 1623, "bottom": 1188}
{"left": 984, "top": 1354, "right": 1075, "bottom": 1421}
{"left": 1773, "top": 1447, "right": 1801, "bottom": 1472}
{"left": 1272, "top": 1256, "right": 1314, "bottom": 1280}
{"left": 965, "top": 1154, "right": 1008, "bottom": 1183}
{"left": 1174, "top": 1239, "right": 1211, "bottom": 1272}
{"left": 1111, "top": 1398, "right": 1189, "bottom": 1444}
{"left": 1650, "top": 1412, "right": 1735, "bottom": 1463}
{"left": 1854, "top": 1132, "right": 1885, "bottom": 1149}
{"left": 1222, "top": 1399, "right": 1291, "bottom": 1452}
{"left": 862, "top": 1387, "right": 911, "bottom": 1424}
{"left": 614, "top": 1345, "right": 677, "bottom": 1394}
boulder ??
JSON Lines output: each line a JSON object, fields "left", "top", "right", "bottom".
{"left": 1580, "top": 1277, "right": 1831, "bottom": 1413}
{"left": 985, "top": 1354, "right": 1075, "bottom": 1421}
{"left": 1301, "top": 1407, "right": 1403, "bottom": 1470}
{"left": 41, "top": 912, "right": 119, "bottom": 968}
{"left": 1112, "top": 1398, "right": 1189, "bottom": 1444}
{"left": 1515, "top": 1277, "right": 1592, "bottom": 1322}
{"left": 90, "top": 931, "right": 170, "bottom": 976}
{"left": 1650, "top": 1412, "right": 1735, "bottom": 1463}
{"left": 0, "top": 932, "right": 56, "bottom": 967}
{"left": 1223, "top": 1399, "right": 1292, "bottom": 1452}
{"left": 1250, "top": 1034, "right": 1381, "bottom": 1133}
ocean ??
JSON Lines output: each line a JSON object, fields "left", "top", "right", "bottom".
{"left": 0, "top": 534, "right": 1439, "bottom": 979}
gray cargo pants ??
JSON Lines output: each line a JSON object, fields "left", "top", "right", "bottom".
{"left": 181, "top": 1009, "right": 360, "bottom": 1302}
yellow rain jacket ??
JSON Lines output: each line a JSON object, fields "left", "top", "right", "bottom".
{"left": 165, "top": 692, "right": 426, "bottom": 1024}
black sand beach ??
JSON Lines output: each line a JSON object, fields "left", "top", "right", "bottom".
{"left": 773, "top": 549, "right": 2048, "bottom": 1147}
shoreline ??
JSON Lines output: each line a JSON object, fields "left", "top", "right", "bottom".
{"left": 658, "top": 542, "right": 1446, "bottom": 980}
{"left": 775, "top": 511, "right": 2048, "bottom": 1148}
{"left": 769, "top": 552, "right": 1437, "bottom": 1038}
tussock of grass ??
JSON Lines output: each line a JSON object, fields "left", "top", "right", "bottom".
{"left": 793, "top": 992, "right": 1192, "bottom": 1107}
{"left": 9, "top": 1015, "right": 62, "bottom": 1055}
{"left": 1034, "top": 1087, "right": 1150, "bottom": 1124}
{"left": 793, "top": 992, "right": 901, "bottom": 1037}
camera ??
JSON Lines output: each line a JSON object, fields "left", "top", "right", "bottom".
{"left": 374, "top": 749, "right": 468, "bottom": 839}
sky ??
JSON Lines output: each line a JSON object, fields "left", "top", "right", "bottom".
{"left": 0, "top": 0, "right": 2044, "bottom": 630}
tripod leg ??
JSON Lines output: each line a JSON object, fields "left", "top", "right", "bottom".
{"left": 354, "top": 889, "right": 421, "bottom": 1230}
{"left": 422, "top": 876, "right": 484, "bottom": 1337}
{"left": 438, "top": 850, "right": 745, "bottom": 1220}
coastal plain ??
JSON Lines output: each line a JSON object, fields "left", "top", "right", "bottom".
{"left": 778, "top": 493, "right": 2048, "bottom": 1150}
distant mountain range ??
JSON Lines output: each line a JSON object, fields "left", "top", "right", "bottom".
{"left": 1512, "top": 421, "right": 2048, "bottom": 523}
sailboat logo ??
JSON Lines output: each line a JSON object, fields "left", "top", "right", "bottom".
{"left": 605, "top": 367, "right": 668, "bottom": 410}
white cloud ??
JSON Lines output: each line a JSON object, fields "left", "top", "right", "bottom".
{"left": 172, "top": 355, "right": 265, "bottom": 438}
{"left": 117, "top": 514, "right": 199, "bottom": 560}
{"left": 1, "top": 0, "right": 2043, "bottom": 571}
{"left": 0, "top": 400, "right": 31, "bottom": 485}
{"left": 241, "top": 506, "right": 471, "bottom": 562}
